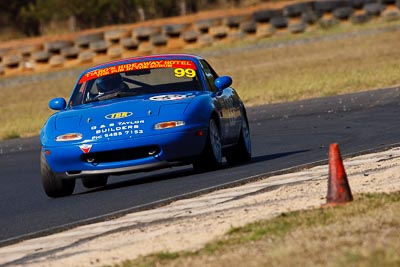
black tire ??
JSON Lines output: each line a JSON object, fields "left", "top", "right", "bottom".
{"left": 0, "top": 47, "right": 11, "bottom": 57}
{"left": 44, "top": 40, "right": 73, "bottom": 54}
{"left": 193, "top": 118, "right": 223, "bottom": 172}
{"left": 2, "top": 54, "right": 21, "bottom": 68}
{"left": 41, "top": 152, "right": 75, "bottom": 198}
{"left": 210, "top": 26, "right": 228, "bottom": 39}
{"left": 107, "top": 46, "right": 123, "bottom": 59}
{"left": 224, "top": 15, "right": 247, "bottom": 28}
{"left": 163, "top": 23, "right": 188, "bottom": 37}
{"left": 195, "top": 18, "right": 221, "bottom": 33}
{"left": 0, "top": 64, "right": 5, "bottom": 75}
{"left": 198, "top": 34, "right": 213, "bottom": 46}
{"left": 49, "top": 55, "right": 65, "bottom": 67}
{"left": 364, "top": 3, "right": 384, "bottom": 16}
{"left": 121, "top": 37, "right": 139, "bottom": 50}
{"left": 89, "top": 40, "right": 109, "bottom": 54}
{"left": 270, "top": 16, "right": 288, "bottom": 28}
{"left": 31, "top": 51, "right": 51, "bottom": 63}
{"left": 302, "top": 10, "right": 319, "bottom": 25}
{"left": 349, "top": 0, "right": 365, "bottom": 9}
{"left": 61, "top": 46, "right": 81, "bottom": 59}
{"left": 314, "top": 0, "right": 349, "bottom": 13}
{"left": 381, "top": 0, "right": 396, "bottom": 4}
{"left": 253, "top": 9, "right": 283, "bottom": 23}
{"left": 283, "top": 2, "right": 313, "bottom": 17}
{"left": 104, "top": 29, "right": 130, "bottom": 43}
{"left": 289, "top": 22, "right": 306, "bottom": 34}
{"left": 225, "top": 114, "right": 251, "bottom": 165}
{"left": 132, "top": 26, "right": 158, "bottom": 41}
{"left": 350, "top": 13, "right": 370, "bottom": 24}
{"left": 81, "top": 176, "right": 108, "bottom": 189}
{"left": 75, "top": 32, "right": 104, "bottom": 48}
{"left": 151, "top": 34, "right": 168, "bottom": 46}
{"left": 182, "top": 29, "right": 200, "bottom": 43}
{"left": 78, "top": 51, "right": 95, "bottom": 63}
{"left": 17, "top": 44, "right": 42, "bottom": 57}
{"left": 319, "top": 17, "right": 339, "bottom": 28}
{"left": 383, "top": 10, "right": 400, "bottom": 21}
{"left": 333, "top": 7, "right": 354, "bottom": 20}
{"left": 240, "top": 21, "right": 257, "bottom": 34}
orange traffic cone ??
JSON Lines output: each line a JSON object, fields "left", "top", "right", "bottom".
{"left": 324, "top": 143, "right": 353, "bottom": 207}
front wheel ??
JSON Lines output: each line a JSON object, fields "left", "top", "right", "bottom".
{"left": 41, "top": 152, "right": 75, "bottom": 198}
{"left": 225, "top": 115, "right": 251, "bottom": 165}
{"left": 193, "top": 118, "right": 223, "bottom": 172}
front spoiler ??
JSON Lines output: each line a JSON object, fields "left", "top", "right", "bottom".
{"left": 57, "top": 160, "right": 182, "bottom": 179}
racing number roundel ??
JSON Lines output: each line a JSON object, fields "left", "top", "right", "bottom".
{"left": 149, "top": 95, "right": 188, "bottom": 101}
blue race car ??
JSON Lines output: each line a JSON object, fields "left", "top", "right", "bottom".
{"left": 41, "top": 54, "right": 251, "bottom": 197}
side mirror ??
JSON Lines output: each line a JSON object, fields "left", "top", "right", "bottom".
{"left": 49, "top": 98, "right": 66, "bottom": 110}
{"left": 214, "top": 76, "right": 232, "bottom": 91}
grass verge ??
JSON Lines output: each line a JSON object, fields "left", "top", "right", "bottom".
{"left": 205, "top": 21, "right": 400, "bottom": 106}
{"left": 114, "top": 192, "right": 400, "bottom": 267}
{"left": 1, "top": 18, "right": 400, "bottom": 139}
{"left": 0, "top": 76, "right": 75, "bottom": 140}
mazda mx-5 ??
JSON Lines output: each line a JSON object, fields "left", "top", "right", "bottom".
{"left": 41, "top": 54, "right": 251, "bottom": 197}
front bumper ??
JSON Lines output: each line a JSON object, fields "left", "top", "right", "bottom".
{"left": 57, "top": 161, "right": 173, "bottom": 179}
{"left": 43, "top": 129, "right": 207, "bottom": 178}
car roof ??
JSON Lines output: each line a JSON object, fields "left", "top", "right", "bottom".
{"left": 82, "top": 53, "right": 204, "bottom": 75}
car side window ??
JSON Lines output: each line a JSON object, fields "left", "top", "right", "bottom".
{"left": 199, "top": 60, "right": 219, "bottom": 93}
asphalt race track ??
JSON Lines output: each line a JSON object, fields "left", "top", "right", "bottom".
{"left": 1, "top": 86, "right": 399, "bottom": 245}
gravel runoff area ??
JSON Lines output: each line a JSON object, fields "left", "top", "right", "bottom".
{"left": 1, "top": 146, "right": 400, "bottom": 267}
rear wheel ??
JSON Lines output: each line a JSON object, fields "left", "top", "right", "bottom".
{"left": 41, "top": 152, "right": 75, "bottom": 198}
{"left": 226, "top": 115, "right": 251, "bottom": 165}
{"left": 82, "top": 176, "right": 108, "bottom": 189}
{"left": 193, "top": 118, "right": 223, "bottom": 171}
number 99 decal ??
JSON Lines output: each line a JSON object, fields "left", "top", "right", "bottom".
{"left": 174, "top": 68, "right": 196, "bottom": 78}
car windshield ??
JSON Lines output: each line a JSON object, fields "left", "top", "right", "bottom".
{"left": 69, "top": 65, "right": 202, "bottom": 106}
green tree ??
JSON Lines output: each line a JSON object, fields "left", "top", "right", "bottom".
{"left": 0, "top": 0, "right": 245, "bottom": 38}
{"left": 0, "top": 0, "right": 40, "bottom": 36}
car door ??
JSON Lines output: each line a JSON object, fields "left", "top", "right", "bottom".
{"left": 222, "top": 87, "right": 242, "bottom": 143}
{"left": 199, "top": 60, "right": 239, "bottom": 145}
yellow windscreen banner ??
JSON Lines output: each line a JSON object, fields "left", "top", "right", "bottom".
{"left": 79, "top": 60, "right": 197, "bottom": 84}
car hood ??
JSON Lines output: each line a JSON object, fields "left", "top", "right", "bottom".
{"left": 47, "top": 92, "right": 201, "bottom": 145}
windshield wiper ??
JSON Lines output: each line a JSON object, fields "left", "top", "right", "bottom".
{"left": 85, "top": 91, "right": 138, "bottom": 103}
{"left": 113, "top": 91, "right": 139, "bottom": 97}
{"left": 85, "top": 97, "right": 99, "bottom": 104}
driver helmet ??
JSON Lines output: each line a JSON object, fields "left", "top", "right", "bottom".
{"left": 95, "top": 74, "right": 127, "bottom": 94}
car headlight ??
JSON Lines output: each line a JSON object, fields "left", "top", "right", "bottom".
{"left": 55, "top": 133, "right": 83, "bottom": 142}
{"left": 154, "top": 121, "right": 185, "bottom": 130}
